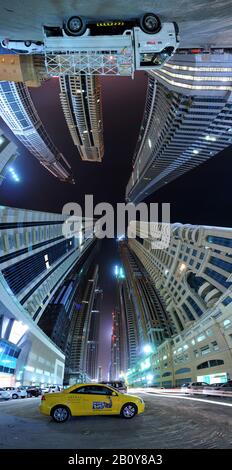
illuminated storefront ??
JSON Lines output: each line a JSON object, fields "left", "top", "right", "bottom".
{"left": 0, "top": 339, "right": 21, "bottom": 387}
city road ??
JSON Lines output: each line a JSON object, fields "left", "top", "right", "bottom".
{"left": 0, "top": 0, "right": 232, "bottom": 47}
{"left": 0, "top": 391, "right": 232, "bottom": 448}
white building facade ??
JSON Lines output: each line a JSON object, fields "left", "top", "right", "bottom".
{"left": 126, "top": 51, "right": 232, "bottom": 202}
{"left": 59, "top": 74, "right": 104, "bottom": 162}
{"left": 0, "top": 81, "right": 74, "bottom": 183}
{"left": 0, "top": 205, "right": 95, "bottom": 387}
{"left": 126, "top": 222, "right": 232, "bottom": 386}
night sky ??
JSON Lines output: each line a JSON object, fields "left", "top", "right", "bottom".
{"left": 0, "top": 72, "right": 232, "bottom": 376}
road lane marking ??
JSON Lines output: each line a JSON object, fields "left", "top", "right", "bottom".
{"left": 141, "top": 391, "right": 232, "bottom": 407}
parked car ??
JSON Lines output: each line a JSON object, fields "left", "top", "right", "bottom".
{"left": 1, "top": 388, "right": 27, "bottom": 400}
{"left": 204, "top": 382, "right": 232, "bottom": 394}
{"left": 1, "top": 38, "right": 44, "bottom": 54}
{"left": 181, "top": 382, "right": 209, "bottom": 394}
{"left": 100, "top": 381, "right": 128, "bottom": 393}
{"left": 0, "top": 387, "right": 5, "bottom": 398}
{"left": 41, "top": 385, "right": 61, "bottom": 394}
{"left": 27, "top": 387, "right": 42, "bottom": 397}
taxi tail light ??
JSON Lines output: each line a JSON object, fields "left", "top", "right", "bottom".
{"left": 41, "top": 395, "right": 46, "bottom": 401}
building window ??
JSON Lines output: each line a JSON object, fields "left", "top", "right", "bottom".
{"left": 200, "top": 345, "right": 210, "bottom": 355}
{"left": 182, "top": 303, "right": 195, "bottom": 321}
{"left": 197, "top": 359, "right": 224, "bottom": 370}
{"left": 187, "top": 296, "right": 203, "bottom": 317}
{"left": 207, "top": 236, "right": 232, "bottom": 248}
{"left": 210, "top": 256, "right": 232, "bottom": 274}
{"left": 223, "top": 319, "right": 231, "bottom": 329}
{"left": 222, "top": 297, "right": 232, "bottom": 306}
{"left": 197, "top": 334, "right": 206, "bottom": 342}
{"left": 204, "top": 267, "right": 231, "bottom": 289}
{"left": 175, "top": 367, "right": 191, "bottom": 375}
{"left": 211, "top": 341, "right": 219, "bottom": 351}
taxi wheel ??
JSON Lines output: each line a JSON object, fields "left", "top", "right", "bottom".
{"left": 51, "top": 405, "right": 70, "bottom": 423}
{"left": 121, "top": 403, "right": 138, "bottom": 419}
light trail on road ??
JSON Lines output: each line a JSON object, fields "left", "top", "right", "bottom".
{"left": 141, "top": 391, "right": 232, "bottom": 408}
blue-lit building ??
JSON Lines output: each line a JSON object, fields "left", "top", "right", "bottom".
{"left": 126, "top": 51, "right": 232, "bottom": 203}
{"left": 0, "top": 81, "right": 74, "bottom": 183}
{"left": 0, "top": 127, "right": 19, "bottom": 185}
{"left": 0, "top": 205, "right": 96, "bottom": 387}
{"left": 64, "top": 262, "right": 101, "bottom": 385}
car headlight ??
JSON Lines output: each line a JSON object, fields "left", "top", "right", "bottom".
{"left": 139, "top": 397, "right": 144, "bottom": 404}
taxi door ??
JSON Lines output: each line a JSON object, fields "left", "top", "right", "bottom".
{"left": 65, "top": 386, "right": 88, "bottom": 416}
{"left": 82, "top": 385, "right": 120, "bottom": 415}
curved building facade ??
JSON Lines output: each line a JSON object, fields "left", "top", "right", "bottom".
{"left": 59, "top": 74, "right": 104, "bottom": 162}
{"left": 0, "top": 205, "right": 95, "bottom": 387}
{"left": 0, "top": 81, "right": 74, "bottom": 183}
{"left": 126, "top": 51, "right": 232, "bottom": 202}
{"left": 126, "top": 221, "right": 232, "bottom": 387}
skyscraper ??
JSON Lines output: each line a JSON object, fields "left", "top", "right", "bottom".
{"left": 64, "top": 263, "right": 101, "bottom": 384}
{"left": 119, "top": 242, "right": 174, "bottom": 346}
{"left": 110, "top": 308, "right": 123, "bottom": 381}
{"left": 59, "top": 74, "right": 104, "bottom": 162}
{"left": 0, "top": 205, "right": 95, "bottom": 387}
{"left": 126, "top": 221, "right": 232, "bottom": 387}
{"left": 126, "top": 51, "right": 232, "bottom": 203}
{"left": 86, "top": 287, "right": 102, "bottom": 381}
{"left": 111, "top": 244, "right": 172, "bottom": 381}
{"left": 0, "top": 81, "right": 74, "bottom": 183}
{"left": 0, "top": 127, "right": 19, "bottom": 185}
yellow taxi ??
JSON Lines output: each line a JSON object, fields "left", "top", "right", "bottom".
{"left": 39, "top": 383, "right": 145, "bottom": 422}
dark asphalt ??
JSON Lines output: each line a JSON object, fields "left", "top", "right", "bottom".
{"left": 0, "top": 392, "right": 232, "bottom": 448}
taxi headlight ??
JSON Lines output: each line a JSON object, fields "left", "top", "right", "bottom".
{"left": 139, "top": 397, "right": 144, "bottom": 404}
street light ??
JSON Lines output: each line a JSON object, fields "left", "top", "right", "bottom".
{"left": 8, "top": 167, "right": 20, "bottom": 182}
{"left": 143, "top": 344, "right": 152, "bottom": 355}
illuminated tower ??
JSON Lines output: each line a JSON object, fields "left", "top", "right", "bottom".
{"left": 126, "top": 51, "right": 232, "bottom": 202}
{"left": 59, "top": 74, "right": 104, "bottom": 162}
{"left": 0, "top": 81, "right": 74, "bottom": 183}
{"left": 0, "top": 204, "right": 95, "bottom": 387}
{"left": 0, "top": 127, "right": 19, "bottom": 185}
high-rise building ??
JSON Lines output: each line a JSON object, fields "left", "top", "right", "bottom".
{"left": 64, "top": 264, "right": 101, "bottom": 384}
{"left": 126, "top": 51, "right": 232, "bottom": 203}
{"left": 59, "top": 74, "right": 104, "bottom": 162}
{"left": 110, "top": 308, "right": 123, "bottom": 381}
{"left": 0, "top": 81, "right": 74, "bottom": 183}
{"left": 97, "top": 366, "right": 103, "bottom": 383}
{"left": 0, "top": 128, "right": 19, "bottom": 185}
{"left": 38, "top": 270, "right": 81, "bottom": 352}
{"left": 119, "top": 242, "right": 174, "bottom": 347}
{"left": 110, "top": 243, "right": 174, "bottom": 381}
{"left": 0, "top": 205, "right": 95, "bottom": 387}
{"left": 86, "top": 287, "right": 102, "bottom": 381}
{"left": 126, "top": 221, "right": 232, "bottom": 387}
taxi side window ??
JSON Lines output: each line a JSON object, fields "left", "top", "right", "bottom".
{"left": 70, "top": 386, "right": 87, "bottom": 394}
{"left": 70, "top": 386, "right": 113, "bottom": 395}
